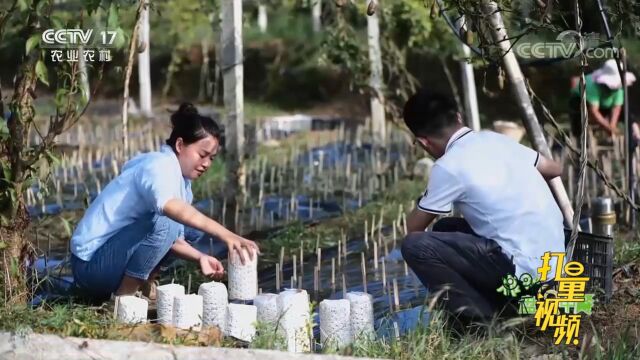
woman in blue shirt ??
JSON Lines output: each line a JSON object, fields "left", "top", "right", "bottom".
{"left": 70, "top": 103, "right": 259, "bottom": 300}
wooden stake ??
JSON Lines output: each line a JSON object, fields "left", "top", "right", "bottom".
{"left": 300, "top": 241, "right": 304, "bottom": 284}
{"left": 342, "top": 273, "right": 347, "bottom": 298}
{"left": 360, "top": 252, "right": 367, "bottom": 293}
{"left": 292, "top": 254, "right": 297, "bottom": 285}
{"left": 276, "top": 263, "right": 281, "bottom": 291}
{"left": 364, "top": 220, "right": 369, "bottom": 250}
{"left": 393, "top": 278, "right": 400, "bottom": 312}
{"left": 279, "top": 247, "right": 285, "bottom": 277}
{"left": 373, "top": 241, "right": 378, "bottom": 271}
{"left": 316, "top": 248, "right": 321, "bottom": 274}
{"left": 331, "top": 257, "right": 336, "bottom": 293}
{"left": 313, "top": 265, "right": 319, "bottom": 297}
{"left": 402, "top": 212, "right": 408, "bottom": 235}
{"left": 381, "top": 257, "right": 387, "bottom": 294}
{"left": 337, "top": 237, "right": 342, "bottom": 268}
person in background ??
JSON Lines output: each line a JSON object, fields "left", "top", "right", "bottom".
{"left": 569, "top": 59, "right": 636, "bottom": 139}
{"left": 401, "top": 90, "right": 565, "bottom": 330}
{"left": 70, "top": 103, "right": 259, "bottom": 301}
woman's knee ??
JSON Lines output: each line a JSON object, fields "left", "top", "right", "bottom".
{"left": 148, "top": 215, "right": 182, "bottom": 249}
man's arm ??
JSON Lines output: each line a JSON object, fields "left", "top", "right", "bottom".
{"left": 609, "top": 105, "right": 622, "bottom": 133}
{"left": 588, "top": 103, "right": 615, "bottom": 134}
{"left": 536, "top": 154, "right": 563, "bottom": 180}
{"left": 406, "top": 207, "right": 438, "bottom": 233}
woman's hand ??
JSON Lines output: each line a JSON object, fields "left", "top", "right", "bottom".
{"left": 224, "top": 233, "right": 260, "bottom": 264}
{"left": 199, "top": 255, "right": 225, "bottom": 280}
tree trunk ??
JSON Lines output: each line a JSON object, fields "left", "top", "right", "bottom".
{"left": 122, "top": 0, "right": 145, "bottom": 156}
{"left": 138, "top": 0, "right": 153, "bottom": 118}
{"left": 198, "top": 39, "right": 210, "bottom": 102}
{"left": 366, "top": 0, "right": 386, "bottom": 146}
{"left": 454, "top": 16, "right": 480, "bottom": 131}
{"left": 1, "top": 2, "right": 41, "bottom": 304}
{"left": 481, "top": 1, "right": 575, "bottom": 229}
{"left": 78, "top": 46, "right": 91, "bottom": 103}
{"left": 311, "top": 0, "right": 321, "bottom": 33}
{"left": 162, "top": 44, "right": 180, "bottom": 99}
{"left": 1, "top": 207, "right": 30, "bottom": 305}
{"left": 221, "top": 0, "right": 246, "bottom": 232}
{"left": 258, "top": 3, "right": 268, "bottom": 33}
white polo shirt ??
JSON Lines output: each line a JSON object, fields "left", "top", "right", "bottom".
{"left": 418, "top": 127, "right": 564, "bottom": 278}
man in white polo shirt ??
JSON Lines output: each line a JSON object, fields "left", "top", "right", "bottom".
{"left": 401, "top": 90, "right": 565, "bottom": 327}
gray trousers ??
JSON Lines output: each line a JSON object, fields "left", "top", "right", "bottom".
{"left": 401, "top": 217, "right": 517, "bottom": 324}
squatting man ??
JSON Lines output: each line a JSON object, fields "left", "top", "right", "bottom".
{"left": 401, "top": 90, "right": 565, "bottom": 329}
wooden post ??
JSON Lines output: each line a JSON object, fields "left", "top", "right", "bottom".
{"left": 360, "top": 252, "right": 367, "bottom": 293}
{"left": 481, "top": 1, "right": 575, "bottom": 229}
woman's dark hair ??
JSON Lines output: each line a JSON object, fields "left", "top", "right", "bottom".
{"left": 166, "top": 102, "right": 221, "bottom": 149}
{"left": 403, "top": 89, "right": 459, "bottom": 137}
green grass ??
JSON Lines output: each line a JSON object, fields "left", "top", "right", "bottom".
{"left": 614, "top": 229, "right": 640, "bottom": 266}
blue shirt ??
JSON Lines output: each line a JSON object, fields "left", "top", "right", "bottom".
{"left": 71, "top": 145, "right": 193, "bottom": 261}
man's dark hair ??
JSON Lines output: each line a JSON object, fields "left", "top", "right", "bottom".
{"left": 403, "top": 90, "right": 459, "bottom": 137}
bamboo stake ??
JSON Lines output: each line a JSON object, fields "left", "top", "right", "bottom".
{"left": 373, "top": 241, "right": 378, "bottom": 271}
{"left": 292, "top": 254, "right": 297, "bottom": 286}
{"left": 342, "top": 273, "right": 347, "bottom": 298}
{"left": 393, "top": 278, "right": 400, "bottom": 312}
{"left": 337, "top": 237, "right": 342, "bottom": 268}
{"left": 300, "top": 241, "right": 304, "bottom": 284}
{"left": 279, "top": 247, "right": 285, "bottom": 280}
{"left": 331, "top": 257, "right": 336, "bottom": 293}
{"left": 313, "top": 266, "right": 319, "bottom": 298}
{"left": 360, "top": 252, "right": 367, "bottom": 293}
{"left": 364, "top": 220, "right": 369, "bottom": 250}
{"left": 316, "top": 248, "right": 321, "bottom": 274}
{"left": 381, "top": 257, "right": 387, "bottom": 294}
{"left": 276, "top": 263, "right": 281, "bottom": 291}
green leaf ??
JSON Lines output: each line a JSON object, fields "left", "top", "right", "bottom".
{"left": 51, "top": 16, "right": 64, "bottom": 30}
{"left": 35, "top": 60, "right": 49, "bottom": 86}
{"left": 0, "top": 159, "right": 11, "bottom": 181}
{"left": 83, "top": 0, "right": 102, "bottom": 15}
{"left": 17, "top": 0, "right": 28, "bottom": 11}
{"left": 26, "top": 34, "right": 40, "bottom": 55}
{"left": 45, "top": 150, "right": 61, "bottom": 166}
{"left": 107, "top": 2, "right": 119, "bottom": 28}
{"left": 55, "top": 88, "right": 69, "bottom": 108}
{"left": 0, "top": 241, "right": 6, "bottom": 250}
{"left": 36, "top": 0, "right": 48, "bottom": 17}
{"left": 111, "top": 27, "right": 126, "bottom": 49}
{"left": 0, "top": 119, "right": 8, "bottom": 141}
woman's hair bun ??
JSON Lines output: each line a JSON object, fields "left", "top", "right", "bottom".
{"left": 177, "top": 102, "right": 198, "bottom": 115}
{"left": 171, "top": 102, "right": 199, "bottom": 127}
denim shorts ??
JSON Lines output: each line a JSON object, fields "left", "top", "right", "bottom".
{"left": 71, "top": 214, "right": 225, "bottom": 300}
